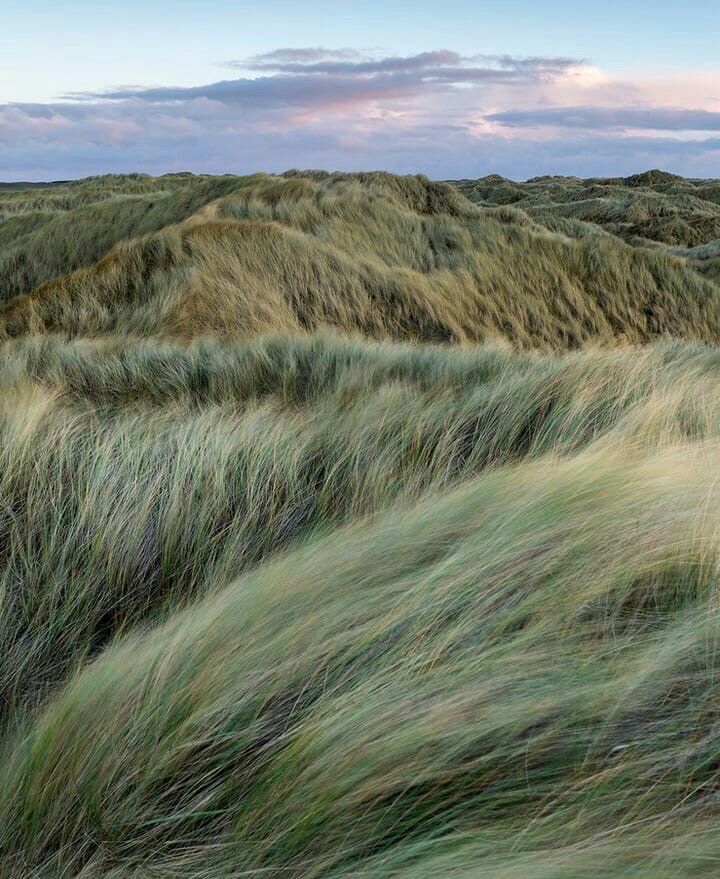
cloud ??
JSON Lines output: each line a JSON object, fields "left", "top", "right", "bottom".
{"left": 1, "top": 47, "right": 719, "bottom": 181}
{"left": 242, "top": 47, "right": 363, "bottom": 65}
{"left": 470, "top": 54, "right": 584, "bottom": 73}
{"left": 489, "top": 106, "right": 720, "bottom": 131}
{"left": 77, "top": 74, "right": 429, "bottom": 109}
{"left": 74, "top": 50, "right": 581, "bottom": 110}
{"left": 229, "top": 49, "right": 580, "bottom": 77}
{"left": 237, "top": 50, "right": 463, "bottom": 75}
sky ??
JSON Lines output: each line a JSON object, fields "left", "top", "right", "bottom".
{"left": 1, "top": 0, "right": 719, "bottom": 180}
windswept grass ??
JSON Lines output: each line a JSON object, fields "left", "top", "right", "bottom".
{"left": 2, "top": 170, "right": 720, "bottom": 876}
{"left": 2, "top": 171, "right": 720, "bottom": 349}
{"left": 2, "top": 440, "right": 720, "bottom": 877}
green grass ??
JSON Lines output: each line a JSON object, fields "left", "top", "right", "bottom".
{"left": 2, "top": 170, "right": 720, "bottom": 876}
{"left": 454, "top": 170, "right": 720, "bottom": 246}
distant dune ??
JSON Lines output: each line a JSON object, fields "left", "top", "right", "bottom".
{"left": 1, "top": 169, "right": 720, "bottom": 349}
{"left": 0, "top": 180, "right": 71, "bottom": 191}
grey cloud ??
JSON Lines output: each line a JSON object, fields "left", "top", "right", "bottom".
{"left": 418, "top": 66, "right": 551, "bottom": 83}
{"left": 234, "top": 49, "right": 580, "bottom": 77}
{"left": 75, "top": 49, "right": 583, "bottom": 110}
{"left": 241, "top": 47, "right": 362, "bottom": 65}
{"left": 238, "top": 50, "right": 462, "bottom": 75}
{"left": 79, "top": 72, "right": 432, "bottom": 108}
{"left": 489, "top": 106, "right": 720, "bottom": 131}
{"left": 470, "top": 54, "right": 583, "bottom": 73}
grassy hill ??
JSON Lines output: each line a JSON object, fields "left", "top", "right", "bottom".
{"left": 3, "top": 170, "right": 720, "bottom": 348}
{"left": 2, "top": 171, "right": 720, "bottom": 877}
{"left": 455, "top": 169, "right": 720, "bottom": 280}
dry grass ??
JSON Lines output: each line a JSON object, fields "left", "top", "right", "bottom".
{"left": 1, "top": 171, "right": 720, "bottom": 349}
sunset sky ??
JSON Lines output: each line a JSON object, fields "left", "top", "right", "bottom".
{"left": 2, "top": 0, "right": 719, "bottom": 180}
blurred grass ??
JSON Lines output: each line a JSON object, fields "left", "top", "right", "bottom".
{"left": 2, "top": 439, "right": 720, "bottom": 877}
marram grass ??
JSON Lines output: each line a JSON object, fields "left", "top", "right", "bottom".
{"left": 2, "top": 440, "right": 720, "bottom": 877}
{"left": 2, "top": 170, "right": 720, "bottom": 349}
{"left": 1, "top": 170, "right": 720, "bottom": 876}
